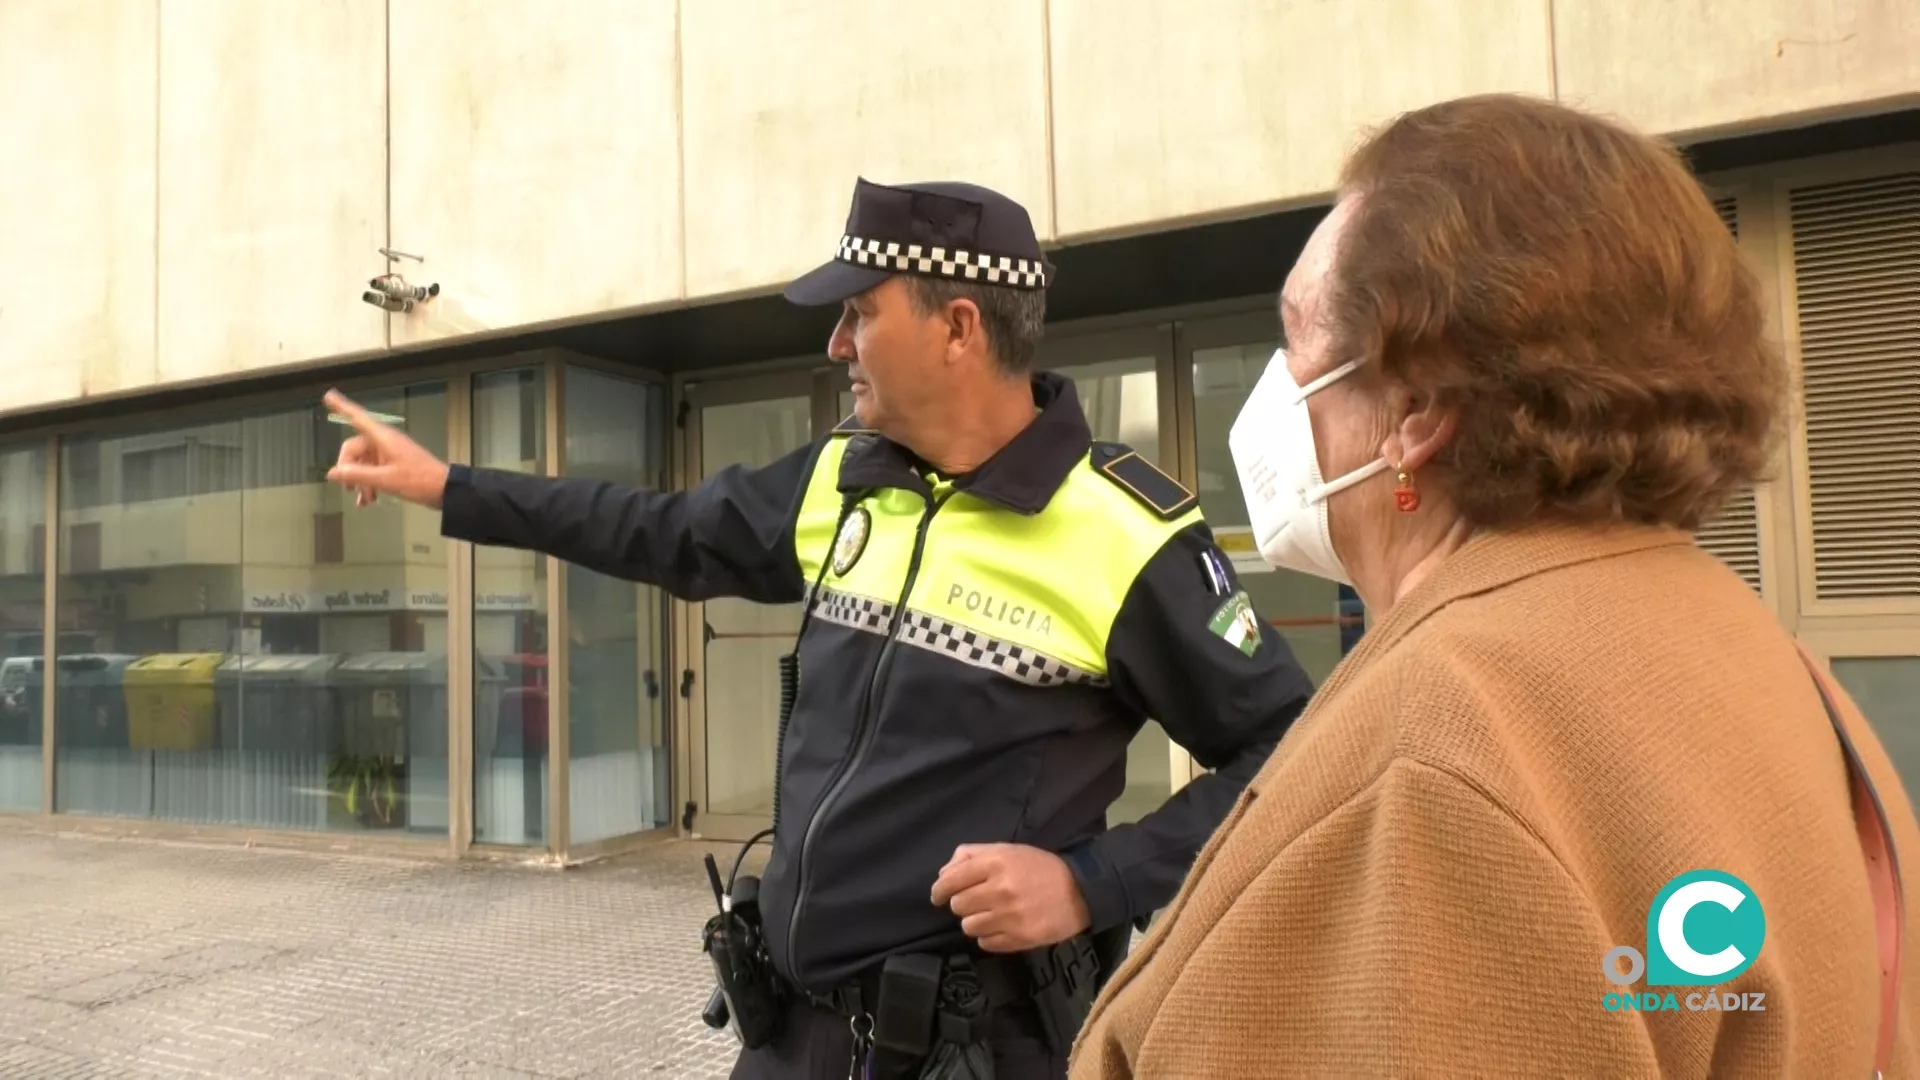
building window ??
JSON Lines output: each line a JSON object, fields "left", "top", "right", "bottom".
{"left": 1050, "top": 342, "right": 1172, "bottom": 825}
{"left": 0, "top": 443, "right": 48, "bottom": 812}
{"left": 66, "top": 521, "right": 101, "bottom": 575}
{"left": 51, "top": 384, "right": 451, "bottom": 836}
{"left": 1833, "top": 657, "right": 1920, "bottom": 796}
{"left": 313, "top": 512, "right": 345, "bottom": 564}
{"left": 1190, "top": 335, "right": 1366, "bottom": 684}
{"left": 1059, "top": 354, "right": 1163, "bottom": 464}
{"left": 695, "top": 388, "right": 814, "bottom": 826}
{"left": 562, "top": 366, "right": 672, "bottom": 843}
{"left": 64, "top": 440, "right": 102, "bottom": 510}
{"left": 120, "top": 437, "right": 245, "bottom": 504}
{"left": 472, "top": 368, "right": 549, "bottom": 846}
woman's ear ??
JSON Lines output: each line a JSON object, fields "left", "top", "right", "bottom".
{"left": 1379, "top": 390, "right": 1457, "bottom": 470}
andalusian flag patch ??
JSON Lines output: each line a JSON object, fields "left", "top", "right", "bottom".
{"left": 1208, "top": 590, "right": 1261, "bottom": 657}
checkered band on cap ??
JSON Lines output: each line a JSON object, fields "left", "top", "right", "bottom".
{"left": 837, "top": 234, "right": 1048, "bottom": 289}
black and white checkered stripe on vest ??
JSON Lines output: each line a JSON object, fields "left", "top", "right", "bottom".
{"left": 808, "top": 586, "right": 1102, "bottom": 689}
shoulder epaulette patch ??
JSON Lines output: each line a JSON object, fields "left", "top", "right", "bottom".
{"left": 832, "top": 414, "right": 875, "bottom": 436}
{"left": 1090, "top": 442, "right": 1198, "bottom": 521}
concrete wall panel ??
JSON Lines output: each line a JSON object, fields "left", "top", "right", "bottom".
{"left": 156, "top": 0, "right": 388, "bottom": 383}
{"left": 0, "top": 1, "right": 158, "bottom": 409}
{"left": 1048, "top": 0, "right": 1555, "bottom": 238}
{"left": 3, "top": 0, "right": 1919, "bottom": 418}
{"left": 1555, "top": 0, "right": 1920, "bottom": 137}
{"left": 389, "top": 0, "right": 683, "bottom": 346}
{"left": 679, "top": 0, "right": 1052, "bottom": 299}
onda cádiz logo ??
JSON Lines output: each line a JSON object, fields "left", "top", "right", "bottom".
{"left": 1602, "top": 869, "right": 1768, "bottom": 1014}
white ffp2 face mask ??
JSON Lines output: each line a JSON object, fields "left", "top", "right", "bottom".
{"left": 1227, "top": 348, "right": 1390, "bottom": 585}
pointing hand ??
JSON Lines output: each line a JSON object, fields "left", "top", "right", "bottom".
{"left": 323, "top": 389, "right": 451, "bottom": 510}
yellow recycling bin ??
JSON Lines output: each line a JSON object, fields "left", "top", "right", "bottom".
{"left": 124, "top": 653, "right": 224, "bottom": 751}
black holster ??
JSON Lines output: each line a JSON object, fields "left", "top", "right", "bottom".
{"left": 917, "top": 955, "right": 996, "bottom": 1080}
{"left": 701, "top": 874, "right": 785, "bottom": 1050}
{"left": 830, "top": 928, "right": 1129, "bottom": 1079}
{"left": 849, "top": 952, "right": 1000, "bottom": 1080}
{"left": 1023, "top": 930, "right": 1111, "bottom": 1057}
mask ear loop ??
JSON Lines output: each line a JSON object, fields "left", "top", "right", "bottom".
{"left": 1292, "top": 357, "right": 1385, "bottom": 505}
{"left": 1290, "top": 358, "right": 1365, "bottom": 404}
{"left": 1303, "top": 457, "right": 1390, "bottom": 506}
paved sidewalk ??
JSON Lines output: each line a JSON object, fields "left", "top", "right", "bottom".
{"left": 0, "top": 819, "right": 757, "bottom": 1079}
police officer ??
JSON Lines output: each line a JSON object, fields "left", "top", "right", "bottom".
{"left": 324, "top": 177, "right": 1314, "bottom": 1079}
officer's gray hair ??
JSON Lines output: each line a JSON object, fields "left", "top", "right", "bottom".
{"left": 903, "top": 277, "right": 1046, "bottom": 376}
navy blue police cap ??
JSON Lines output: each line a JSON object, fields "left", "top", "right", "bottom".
{"left": 784, "top": 177, "right": 1055, "bottom": 306}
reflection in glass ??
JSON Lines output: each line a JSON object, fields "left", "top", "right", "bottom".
{"left": 1193, "top": 342, "right": 1364, "bottom": 684}
{"left": 51, "top": 385, "right": 451, "bottom": 833}
{"left": 1057, "top": 355, "right": 1162, "bottom": 465}
{"left": 1834, "top": 657, "right": 1920, "bottom": 796}
{"left": 563, "top": 367, "right": 671, "bottom": 843}
{"left": 0, "top": 444, "right": 47, "bottom": 812}
{"left": 702, "top": 396, "right": 812, "bottom": 819}
{"left": 472, "top": 369, "right": 548, "bottom": 845}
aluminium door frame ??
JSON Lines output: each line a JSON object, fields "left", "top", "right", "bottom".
{"left": 673, "top": 369, "right": 838, "bottom": 842}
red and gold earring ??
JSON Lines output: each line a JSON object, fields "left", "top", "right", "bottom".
{"left": 1393, "top": 464, "right": 1420, "bottom": 512}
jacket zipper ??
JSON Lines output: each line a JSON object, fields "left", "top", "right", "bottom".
{"left": 783, "top": 487, "right": 950, "bottom": 985}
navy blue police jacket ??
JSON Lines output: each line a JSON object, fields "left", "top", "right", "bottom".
{"left": 439, "top": 371, "right": 1314, "bottom": 991}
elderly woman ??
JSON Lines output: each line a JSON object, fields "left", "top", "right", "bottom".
{"left": 1070, "top": 94, "right": 1920, "bottom": 1077}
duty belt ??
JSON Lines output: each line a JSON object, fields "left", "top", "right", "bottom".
{"left": 800, "top": 952, "right": 1031, "bottom": 1022}
{"left": 800, "top": 952, "right": 1034, "bottom": 1079}
{"left": 796, "top": 934, "right": 1115, "bottom": 1078}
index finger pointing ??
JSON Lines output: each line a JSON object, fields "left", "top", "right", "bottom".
{"left": 323, "top": 389, "right": 384, "bottom": 439}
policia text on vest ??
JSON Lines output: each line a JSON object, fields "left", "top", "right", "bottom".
{"left": 437, "top": 374, "right": 1315, "bottom": 1072}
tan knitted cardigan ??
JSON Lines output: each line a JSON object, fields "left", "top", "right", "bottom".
{"left": 1070, "top": 523, "right": 1920, "bottom": 1078}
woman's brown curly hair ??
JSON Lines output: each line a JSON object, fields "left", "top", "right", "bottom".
{"left": 1328, "top": 93, "right": 1787, "bottom": 531}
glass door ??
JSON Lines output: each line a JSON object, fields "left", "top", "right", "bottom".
{"left": 680, "top": 372, "right": 835, "bottom": 841}
{"left": 1181, "top": 311, "right": 1369, "bottom": 687}
{"left": 1041, "top": 326, "right": 1185, "bottom": 819}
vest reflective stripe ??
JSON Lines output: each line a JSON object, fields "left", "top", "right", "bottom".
{"left": 811, "top": 583, "right": 1105, "bottom": 688}
{"left": 791, "top": 434, "right": 1201, "bottom": 680}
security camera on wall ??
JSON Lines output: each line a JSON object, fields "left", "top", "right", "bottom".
{"left": 362, "top": 274, "right": 440, "bottom": 314}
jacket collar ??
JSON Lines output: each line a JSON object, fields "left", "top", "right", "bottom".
{"left": 1315, "top": 522, "right": 1699, "bottom": 706}
{"left": 837, "top": 371, "right": 1092, "bottom": 514}
{"left": 1246, "top": 521, "right": 1701, "bottom": 788}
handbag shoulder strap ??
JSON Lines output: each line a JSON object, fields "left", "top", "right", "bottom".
{"left": 1794, "top": 641, "right": 1905, "bottom": 1077}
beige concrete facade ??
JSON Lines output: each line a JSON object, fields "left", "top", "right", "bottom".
{"left": 0, "top": 2, "right": 1914, "bottom": 861}
{"left": 3, "top": 0, "right": 1917, "bottom": 415}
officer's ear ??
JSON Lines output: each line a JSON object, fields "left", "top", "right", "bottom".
{"left": 939, "top": 296, "right": 986, "bottom": 367}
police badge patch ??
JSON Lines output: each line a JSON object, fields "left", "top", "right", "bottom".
{"left": 1208, "top": 590, "right": 1262, "bottom": 657}
{"left": 831, "top": 507, "right": 872, "bottom": 577}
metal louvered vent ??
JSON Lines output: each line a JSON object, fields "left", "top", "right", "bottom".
{"left": 1692, "top": 195, "right": 1765, "bottom": 592}
{"left": 1697, "top": 486, "right": 1762, "bottom": 588}
{"left": 1789, "top": 172, "right": 1920, "bottom": 600}
{"left": 1715, "top": 195, "right": 1740, "bottom": 238}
